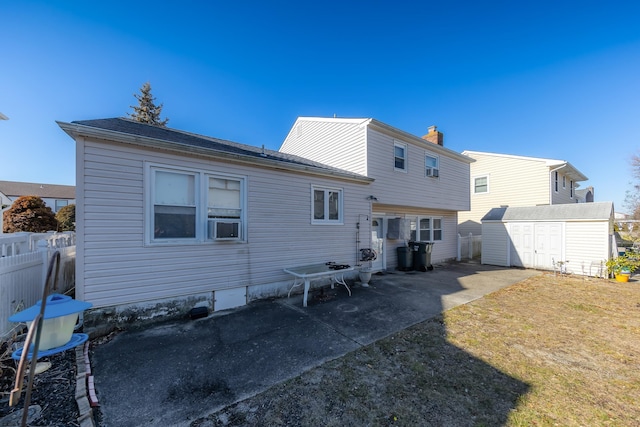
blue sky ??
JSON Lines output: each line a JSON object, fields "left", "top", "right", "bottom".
{"left": 2, "top": 1, "right": 639, "bottom": 212}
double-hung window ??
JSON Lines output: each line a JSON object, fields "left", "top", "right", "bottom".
{"left": 425, "top": 154, "right": 439, "bottom": 177}
{"left": 409, "top": 216, "right": 443, "bottom": 242}
{"left": 312, "top": 186, "right": 343, "bottom": 225}
{"left": 394, "top": 141, "right": 407, "bottom": 171}
{"left": 149, "top": 165, "right": 245, "bottom": 243}
{"left": 474, "top": 176, "right": 488, "bottom": 194}
{"left": 153, "top": 170, "right": 197, "bottom": 239}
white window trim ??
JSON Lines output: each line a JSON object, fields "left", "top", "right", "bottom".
{"left": 425, "top": 153, "right": 439, "bottom": 178}
{"left": 394, "top": 141, "right": 408, "bottom": 173}
{"left": 410, "top": 216, "right": 443, "bottom": 242}
{"left": 473, "top": 175, "right": 489, "bottom": 194}
{"left": 311, "top": 185, "right": 344, "bottom": 225}
{"left": 145, "top": 163, "right": 247, "bottom": 245}
{"left": 562, "top": 175, "right": 566, "bottom": 189}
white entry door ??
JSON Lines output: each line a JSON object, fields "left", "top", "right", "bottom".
{"left": 371, "top": 218, "right": 384, "bottom": 271}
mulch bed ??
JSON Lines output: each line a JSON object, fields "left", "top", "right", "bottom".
{"left": 0, "top": 339, "right": 79, "bottom": 426}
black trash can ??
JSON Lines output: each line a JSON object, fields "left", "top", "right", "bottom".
{"left": 410, "top": 241, "right": 434, "bottom": 272}
{"left": 397, "top": 246, "right": 413, "bottom": 271}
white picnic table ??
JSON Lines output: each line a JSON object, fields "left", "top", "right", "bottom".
{"left": 284, "top": 263, "right": 354, "bottom": 307}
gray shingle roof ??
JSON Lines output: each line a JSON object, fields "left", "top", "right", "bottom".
{"left": 0, "top": 180, "right": 75, "bottom": 199}
{"left": 67, "top": 118, "right": 371, "bottom": 182}
{"left": 481, "top": 201, "right": 614, "bottom": 222}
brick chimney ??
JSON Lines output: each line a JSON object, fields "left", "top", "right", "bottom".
{"left": 422, "top": 125, "right": 443, "bottom": 146}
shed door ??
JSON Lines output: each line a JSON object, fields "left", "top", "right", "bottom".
{"left": 509, "top": 222, "right": 563, "bottom": 270}
{"left": 534, "top": 223, "right": 563, "bottom": 269}
{"left": 509, "top": 223, "right": 534, "bottom": 267}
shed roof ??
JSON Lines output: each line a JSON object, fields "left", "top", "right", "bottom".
{"left": 0, "top": 180, "right": 75, "bottom": 199}
{"left": 57, "top": 118, "right": 373, "bottom": 183}
{"left": 481, "top": 201, "right": 614, "bottom": 222}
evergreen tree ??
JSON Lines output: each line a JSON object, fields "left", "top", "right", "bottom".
{"left": 128, "top": 82, "right": 169, "bottom": 126}
{"left": 2, "top": 196, "right": 58, "bottom": 233}
{"left": 56, "top": 204, "right": 76, "bottom": 231}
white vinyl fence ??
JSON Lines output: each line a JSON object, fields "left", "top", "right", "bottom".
{"left": 0, "top": 232, "right": 76, "bottom": 339}
{"left": 457, "top": 232, "right": 482, "bottom": 261}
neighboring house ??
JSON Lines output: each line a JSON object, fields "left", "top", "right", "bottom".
{"left": 57, "top": 118, "right": 374, "bottom": 326}
{"left": 458, "top": 151, "right": 590, "bottom": 236}
{"left": 280, "top": 118, "right": 473, "bottom": 271}
{"left": 0, "top": 180, "right": 76, "bottom": 212}
{"left": 575, "top": 186, "right": 595, "bottom": 203}
{"left": 481, "top": 201, "right": 614, "bottom": 276}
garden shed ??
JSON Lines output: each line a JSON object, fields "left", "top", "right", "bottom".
{"left": 481, "top": 201, "right": 615, "bottom": 276}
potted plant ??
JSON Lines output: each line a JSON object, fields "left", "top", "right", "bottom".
{"left": 605, "top": 253, "right": 639, "bottom": 282}
{"left": 358, "top": 249, "right": 377, "bottom": 287}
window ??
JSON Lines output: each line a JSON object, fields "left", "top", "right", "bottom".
{"left": 208, "top": 176, "right": 243, "bottom": 239}
{"left": 425, "top": 154, "right": 439, "bottom": 177}
{"left": 394, "top": 142, "right": 407, "bottom": 171}
{"left": 149, "top": 165, "right": 245, "bottom": 243}
{"left": 55, "top": 199, "right": 68, "bottom": 212}
{"left": 409, "top": 216, "right": 442, "bottom": 241}
{"left": 554, "top": 171, "right": 559, "bottom": 192}
{"left": 153, "top": 170, "right": 197, "bottom": 239}
{"left": 562, "top": 176, "right": 566, "bottom": 188}
{"left": 433, "top": 218, "right": 442, "bottom": 240}
{"left": 474, "top": 176, "right": 488, "bottom": 194}
{"left": 570, "top": 180, "right": 574, "bottom": 198}
{"left": 312, "top": 186, "right": 343, "bottom": 224}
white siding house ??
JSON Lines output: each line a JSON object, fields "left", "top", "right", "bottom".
{"left": 480, "top": 201, "right": 614, "bottom": 276}
{"left": 458, "top": 151, "right": 590, "bottom": 236}
{"left": 281, "top": 118, "right": 473, "bottom": 270}
{"left": 58, "top": 118, "right": 373, "bottom": 327}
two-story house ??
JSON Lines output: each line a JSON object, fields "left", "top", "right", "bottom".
{"left": 457, "top": 151, "right": 589, "bottom": 236}
{"left": 0, "top": 180, "right": 76, "bottom": 213}
{"left": 280, "top": 118, "right": 473, "bottom": 271}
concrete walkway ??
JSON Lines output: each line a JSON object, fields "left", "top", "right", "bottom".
{"left": 91, "top": 262, "right": 539, "bottom": 427}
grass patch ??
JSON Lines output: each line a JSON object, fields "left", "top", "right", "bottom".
{"left": 195, "top": 273, "right": 640, "bottom": 426}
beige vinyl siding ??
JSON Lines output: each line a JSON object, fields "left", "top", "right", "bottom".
{"left": 564, "top": 221, "right": 610, "bottom": 274}
{"left": 366, "top": 129, "right": 470, "bottom": 212}
{"left": 459, "top": 153, "right": 551, "bottom": 235}
{"left": 280, "top": 119, "right": 367, "bottom": 175}
{"left": 80, "top": 139, "right": 371, "bottom": 308}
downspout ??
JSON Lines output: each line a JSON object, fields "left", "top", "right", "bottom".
{"left": 548, "top": 163, "right": 567, "bottom": 205}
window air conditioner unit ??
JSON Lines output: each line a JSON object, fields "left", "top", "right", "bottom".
{"left": 427, "top": 168, "right": 439, "bottom": 177}
{"left": 208, "top": 219, "right": 241, "bottom": 240}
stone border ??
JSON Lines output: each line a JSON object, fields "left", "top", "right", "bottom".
{"left": 75, "top": 342, "right": 97, "bottom": 427}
